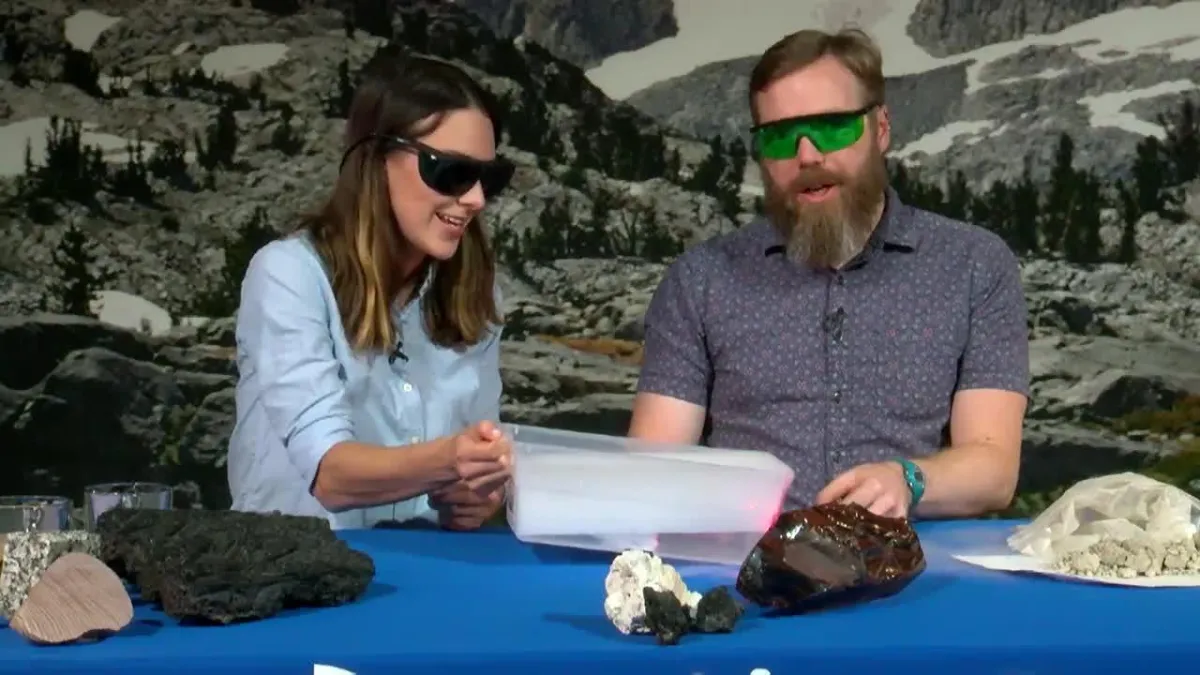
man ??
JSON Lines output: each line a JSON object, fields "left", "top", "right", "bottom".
{"left": 629, "top": 28, "right": 1030, "bottom": 519}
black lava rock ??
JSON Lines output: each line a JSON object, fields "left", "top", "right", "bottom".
{"left": 642, "top": 586, "right": 690, "bottom": 646}
{"left": 692, "top": 586, "right": 743, "bottom": 633}
{"left": 96, "top": 509, "right": 375, "bottom": 624}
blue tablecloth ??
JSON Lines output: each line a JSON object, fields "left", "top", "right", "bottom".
{"left": 2, "top": 519, "right": 1198, "bottom": 674}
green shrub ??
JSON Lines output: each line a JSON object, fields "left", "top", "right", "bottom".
{"left": 1113, "top": 395, "right": 1200, "bottom": 436}
{"left": 1141, "top": 438, "right": 1200, "bottom": 494}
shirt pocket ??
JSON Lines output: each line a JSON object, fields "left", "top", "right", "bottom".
{"left": 860, "top": 322, "right": 964, "bottom": 425}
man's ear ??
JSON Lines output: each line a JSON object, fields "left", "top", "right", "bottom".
{"left": 874, "top": 104, "right": 891, "bottom": 154}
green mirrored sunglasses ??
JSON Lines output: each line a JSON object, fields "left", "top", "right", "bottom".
{"left": 751, "top": 104, "right": 876, "bottom": 160}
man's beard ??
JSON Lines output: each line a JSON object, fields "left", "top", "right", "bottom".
{"left": 762, "top": 152, "right": 889, "bottom": 270}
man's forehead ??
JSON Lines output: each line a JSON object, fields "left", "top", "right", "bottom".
{"left": 752, "top": 58, "right": 867, "bottom": 121}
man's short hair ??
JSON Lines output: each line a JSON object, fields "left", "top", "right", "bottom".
{"left": 748, "top": 28, "right": 885, "bottom": 122}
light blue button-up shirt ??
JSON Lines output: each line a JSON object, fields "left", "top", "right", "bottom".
{"left": 227, "top": 233, "right": 503, "bottom": 529}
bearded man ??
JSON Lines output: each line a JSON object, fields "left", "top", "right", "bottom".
{"left": 629, "top": 28, "right": 1030, "bottom": 519}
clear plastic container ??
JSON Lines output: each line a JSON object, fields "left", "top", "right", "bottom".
{"left": 505, "top": 424, "right": 795, "bottom": 566}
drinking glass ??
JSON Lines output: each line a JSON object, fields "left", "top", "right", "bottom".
{"left": 0, "top": 495, "right": 72, "bottom": 534}
{"left": 84, "top": 482, "right": 173, "bottom": 530}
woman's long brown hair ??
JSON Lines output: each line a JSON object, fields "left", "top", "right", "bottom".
{"left": 298, "top": 50, "right": 502, "bottom": 354}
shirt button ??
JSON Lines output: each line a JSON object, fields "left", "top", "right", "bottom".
{"left": 833, "top": 390, "right": 842, "bottom": 403}
{"left": 402, "top": 383, "right": 413, "bottom": 393}
{"left": 836, "top": 275, "right": 845, "bottom": 286}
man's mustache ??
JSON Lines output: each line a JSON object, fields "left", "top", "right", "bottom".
{"left": 789, "top": 169, "right": 844, "bottom": 192}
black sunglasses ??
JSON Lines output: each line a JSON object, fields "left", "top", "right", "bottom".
{"left": 340, "top": 134, "right": 515, "bottom": 199}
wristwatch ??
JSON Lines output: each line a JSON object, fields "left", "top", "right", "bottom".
{"left": 894, "top": 458, "right": 926, "bottom": 508}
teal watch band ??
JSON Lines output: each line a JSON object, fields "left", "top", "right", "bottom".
{"left": 895, "top": 458, "right": 925, "bottom": 507}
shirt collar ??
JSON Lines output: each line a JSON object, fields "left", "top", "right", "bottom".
{"left": 395, "top": 262, "right": 437, "bottom": 319}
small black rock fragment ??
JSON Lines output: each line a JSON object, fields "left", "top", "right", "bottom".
{"left": 692, "top": 586, "right": 743, "bottom": 633}
{"left": 642, "top": 586, "right": 690, "bottom": 646}
{"left": 96, "top": 508, "right": 375, "bottom": 624}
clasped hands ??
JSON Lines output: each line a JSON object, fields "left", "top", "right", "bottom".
{"left": 428, "top": 420, "right": 512, "bottom": 531}
{"left": 816, "top": 461, "right": 911, "bottom": 519}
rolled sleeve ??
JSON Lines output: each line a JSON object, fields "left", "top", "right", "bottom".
{"left": 637, "top": 254, "right": 712, "bottom": 407}
{"left": 957, "top": 235, "right": 1030, "bottom": 397}
{"left": 236, "top": 241, "right": 354, "bottom": 489}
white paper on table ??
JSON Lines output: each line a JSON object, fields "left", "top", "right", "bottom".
{"left": 952, "top": 553, "right": 1200, "bottom": 588}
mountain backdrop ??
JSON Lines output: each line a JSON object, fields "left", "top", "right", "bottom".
{"left": 0, "top": 0, "right": 1197, "bottom": 519}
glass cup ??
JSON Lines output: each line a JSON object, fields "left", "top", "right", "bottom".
{"left": 84, "top": 482, "right": 173, "bottom": 530}
{"left": 0, "top": 495, "right": 72, "bottom": 534}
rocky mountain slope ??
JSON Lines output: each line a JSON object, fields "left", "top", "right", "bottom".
{"left": 453, "top": 0, "right": 678, "bottom": 68}
{"left": 906, "top": 0, "right": 1179, "bottom": 56}
{"left": 0, "top": 0, "right": 740, "bottom": 507}
{"left": 625, "top": 0, "right": 1200, "bottom": 187}
{"left": 0, "top": 0, "right": 1198, "bottom": 513}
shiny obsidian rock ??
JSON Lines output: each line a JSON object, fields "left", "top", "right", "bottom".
{"left": 735, "top": 502, "right": 926, "bottom": 613}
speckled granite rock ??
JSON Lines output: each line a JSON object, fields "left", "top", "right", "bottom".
{"left": 0, "top": 531, "right": 101, "bottom": 618}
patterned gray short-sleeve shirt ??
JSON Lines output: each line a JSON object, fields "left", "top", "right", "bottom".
{"left": 638, "top": 188, "right": 1030, "bottom": 509}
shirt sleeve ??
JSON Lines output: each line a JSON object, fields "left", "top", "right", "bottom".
{"left": 956, "top": 234, "right": 1030, "bottom": 397}
{"left": 469, "top": 283, "right": 504, "bottom": 423}
{"left": 636, "top": 254, "right": 713, "bottom": 407}
{"left": 236, "top": 241, "right": 355, "bottom": 490}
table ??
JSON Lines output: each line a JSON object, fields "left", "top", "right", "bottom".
{"left": 1, "top": 519, "right": 1198, "bottom": 674}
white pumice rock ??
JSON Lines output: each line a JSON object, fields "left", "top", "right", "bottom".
{"left": 603, "top": 549, "right": 701, "bottom": 634}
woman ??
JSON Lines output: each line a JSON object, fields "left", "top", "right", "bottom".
{"left": 227, "top": 51, "right": 516, "bottom": 531}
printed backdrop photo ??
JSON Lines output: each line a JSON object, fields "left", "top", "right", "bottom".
{"left": 1, "top": 0, "right": 1197, "bottom": 518}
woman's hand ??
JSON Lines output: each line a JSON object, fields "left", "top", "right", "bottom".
{"left": 429, "top": 480, "right": 507, "bottom": 531}
{"left": 431, "top": 421, "right": 511, "bottom": 530}
{"left": 446, "top": 420, "right": 511, "bottom": 491}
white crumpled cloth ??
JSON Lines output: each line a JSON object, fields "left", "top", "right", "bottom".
{"left": 1007, "top": 472, "right": 1200, "bottom": 561}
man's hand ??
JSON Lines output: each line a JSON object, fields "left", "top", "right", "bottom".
{"left": 816, "top": 462, "right": 911, "bottom": 519}
{"left": 429, "top": 479, "right": 507, "bottom": 531}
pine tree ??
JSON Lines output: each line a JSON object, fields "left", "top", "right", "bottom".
{"left": 324, "top": 60, "right": 354, "bottom": 118}
{"left": 1042, "top": 133, "right": 1077, "bottom": 253}
{"left": 685, "top": 136, "right": 726, "bottom": 194}
{"left": 1161, "top": 98, "right": 1199, "bottom": 184}
{"left": 108, "top": 137, "right": 154, "bottom": 203}
{"left": 1130, "top": 135, "right": 1169, "bottom": 218}
{"left": 1062, "top": 170, "right": 1104, "bottom": 264}
{"left": 1008, "top": 164, "right": 1041, "bottom": 255}
{"left": 637, "top": 209, "right": 685, "bottom": 263}
{"left": 503, "top": 89, "right": 547, "bottom": 155}
{"left": 941, "top": 171, "right": 970, "bottom": 220}
{"left": 1115, "top": 181, "right": 1139, "bottom": 264}
{"left": 189, "top": 208, "right": 278, "bottom": 317}
{"left": 46, "top": 222, "right": 114, "bottom": 316}
{"left": 714, "top": 137, "right": 748, "bottom": 218}
{"left": 349, "top": 0, "right": 394, "bottom": 40}
{"left": 583, "top": 189, "right": 615, "bottom": 257}
{"left": 974, "top": 179, "right": 1012, "bottom": 241}
{"left": 195, "top": 98, "right": 238, "bottom": 169}
{"left": 526, "top": 197, "right": 573, "bottom": 261}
